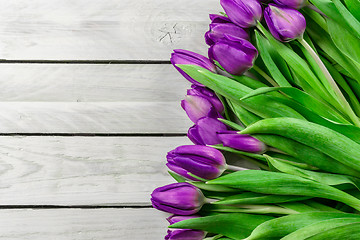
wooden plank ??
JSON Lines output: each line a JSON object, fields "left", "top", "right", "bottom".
{"left": 0, "top": 0, "right": 221, "bottom": 60}
{"left": 0, "top": 136, "right": 191, "bottom": 205}
{"left": 0, "top": 208, "right": 169, "bottom": 240}
{"left": 0, "top": 102, "right": 192, "bottom": 133}
{"left": 0, "top": 64, "right": 190, "bottom": 102}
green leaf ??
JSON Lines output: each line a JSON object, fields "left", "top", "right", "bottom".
{"left": 177, "top": 65, "right": 304, "bottom": 120}
{"left": 327, "top": 18, "right": 360, "bottom": 66}
{"left": 190, "top": 181, "right": 239, "bottom": 193}
{"left": 226, "top": 100, "right": 262, "bottom": 127}
{"left": 170, "top": 213, "right": 274, "bottom": 240}
{"left": 322, "top": 57, "right": 360, "bottom": 117}
{"left": 310, "top": 0, "right": 360, "bottom": 38}
{"left": 304, "top": 11, "right": 360, "bottom": 83}
{"left": 277, "top": 202, "right": 318, "bottom": 213}
{"left": 217, "top": 118, "right": 244, "bottom": 131}
{"left": 208, "top": 170, "right": 360, "bottom": 211}
{"left": 254, "top": 134, "right": 360, "bottom": 177}
{"left": 306, "top": 222, "right": 360, "bottom": 239}
{"left": 213, "top": 192, "right": 310, "bottom": 205}
{"left": 332, "top": 0, "right": 360, "bottom": 38}
{"left": 241, "top": 118, "right": 360, "bottom": 174}
{"left": 243, "top": 212, "right": 360, "bottom": 240}
{"left": 255, "top": 31, "right": 291, "bottom": 87}
{"left": 281, "top": 218, "right": 360, "bottom": 240}
{"left": 202, "top": 204, "right": 297, "bottom": 215}
{"left": 168, "top": 171, "right": 187, "bottom": 182}
{"left": 256, "top": 22, "right": 333, "bottom": 105}
{"left": 240, "top": 87, "right": 347, "bottom": 123}
{"left": 344, "top": 0, "right": 360, "bottom": 22}
{"left": 270, "top": 97, "right": 360, "bottom": 144}
{"left": 266, "top": 156, "right": 360, "bottom": 191}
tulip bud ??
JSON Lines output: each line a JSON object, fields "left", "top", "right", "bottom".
{"left": 151, "top": 182, "right": 205, "bottom": 215}
{"left": 273, "top": 0, "right": 309, "bottom": 9}
{"left": 264, "top": 4, "right": 306, "bottom": 42}
{"left": 188, "top": 117, "right": 228, "bottom": 145}
{"left": 220, "top": 0, "right": 263, "bottom": 28}
{"left": 217, "top": 131, "right": 267, "bottom": 153}
{"left": 209, "top": 36, "right": 258, "bottom": 75}
{"left": 205, "top": 22, "right": 249, "bottom": 46}
{"left": 166, "top": 215, "right": 206, "bottom": 240}
{"left": 167, "top": 145, "right": 227, "bottom": 180}
{"left": 181, "top": 95, "right": 215, "bottom": 123}
{"left": 171, "top": 49, "right": 216, "bottom": 86}
{"left": 182, "top": 85, "right": 224, "bottom": 123}
{"left": 209, "top": 14, "right": 232, "bottom": 24}
{"left": 188, "top": 85, "right": 224, "bottom": 113}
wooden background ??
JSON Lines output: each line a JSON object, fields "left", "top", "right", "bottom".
{"left": 0, "top": 0, "right": 222, "bottom": 239}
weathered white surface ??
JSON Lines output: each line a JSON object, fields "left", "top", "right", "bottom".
{"left": 0, "top": 64, "right": 189, "bottom": 102}
{"left": 0, "top": 0, "right": 221, "bottom": 60}
{"left": 0, "top": 208, "right": 169, "bottom": 240}
{"left": 0, "top": 136, "right": 190, "bottom": 205}
{"left": 0, "top": 102, "right": 191, "bottom": 133}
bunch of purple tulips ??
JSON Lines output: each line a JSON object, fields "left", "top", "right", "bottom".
{"left": 150, "top": 0, "right": 360, "bottom": 239}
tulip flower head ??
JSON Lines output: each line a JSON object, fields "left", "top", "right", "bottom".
{"left": 264, "top": 4, "right": 306, "bottom": 42}
{"left": 188, "top": 117, "right": 228, "bottom": 145}
{"left": 209, "top": 14, "right": 232, "bottom": 24}
{"left": 274, "top": 0, "right": 309, "bottom": 9}
{"left": 182, "top": 85, "right": 224, "bottom": 123}
{"left": 205, "top": 22, "right": 250, "bottom": 46}
{"left": 220, "top": 0, "right": 263, "bottom": 28}
{"left": 217, "top": 131, "right": 267, "bottom": 153}
{"left": 171, "top": 49, "right": 216, "bottom": 86}
{"left": 166, "top": 215, "right": 206, "bottom": 240}
{"left": 151, "top": 182, "right": 205, "bottom": 215}
{"left": 209, "top": 36, "right": 258, "bottom": 75}
{"left": 188, "top": 85, "right": 224, "bottom": 113}
{"left": 167, "top": 145, "right": 227, "bottom": 180}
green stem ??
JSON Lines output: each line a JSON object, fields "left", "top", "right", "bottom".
{"left": 252, "top": 65, "right": 279, "bottom": 87}
{"left": 299, "top": 38, "right": 360, "bottom": 127}
{"left": 226, "top": 164, "right": 247, "bottom": 171}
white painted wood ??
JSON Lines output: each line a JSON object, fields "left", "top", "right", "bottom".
{"left": 0, "top": 102, "right": 192, "bottom": 133}
{"left": 0, "top": 136, "right": 191, "bottom": 205}
{"left": 0, "top": 0, "right": 221, "bottom": 60}
{"left": 0, "top": 64, "right": 190, "bottom": 102}
{"left": 0, "top": 208, "right": 169, "bottom": 240}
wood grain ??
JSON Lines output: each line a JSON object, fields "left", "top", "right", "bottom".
{"left": 0, "top": 136, "right": 191, "bottom": 205}
{"left": 0, "top": 102, "right": 191, "bottom": 133}
{"left": 0, "top": 0, "right": 221, "bottom": 60}
{"left": 0, "top": 64, "right": 190, "bottom": 102}
{"left": 0, "top": 208, "right": 169, "bottom": 240}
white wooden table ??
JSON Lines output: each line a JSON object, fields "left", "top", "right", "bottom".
{"left": 0, "top": 1, "right": 221, "bottom": 239}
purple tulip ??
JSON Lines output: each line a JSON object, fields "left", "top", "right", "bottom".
{"left": 167, "top": 145, "right": 227, "bottom": 180}
{"left": 274, "top": 0, "right": 309, "bottom": 9}
{"left": 264, "top": 4, "right": 306, "bottom": 42}
{"left": 217, "top": 131, "right": 267, "bottom": 153}
{"left": 181, "top": 95, "right": 215, "bottom": 123}
{"left": 209, "top": 36, "right": 258, "bottom": 75}
{"left": 188, "top": 85, "right": 224, "bottom": 113}
{"left": 220, "top": 0, "right": 263, "bottom": 28}
{"left": 165, "top": 215, "right": 206, "bottom": 240}
{"left": 181, "top": 85, "right": 224, "bottom": 123}
{"left": 205, "top": 22, "right": 250, "bottom": 46}
{"left": 151, "top": 182, "right": 205, "bottom": 215}
{"left": 209, "top": 14, "right": 232, "bottom": 24}
{"left": 171, "top": 49, "right": 216, "bottom": 86}
{"left": 188, "top": 117, "right": 228, "bottom": 145}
